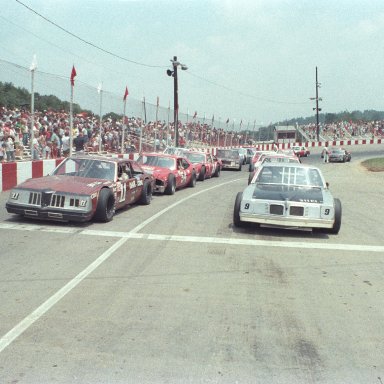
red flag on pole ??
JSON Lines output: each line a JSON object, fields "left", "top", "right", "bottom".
{"left": 70, "top": 65, "right": 77, "bottom": 86}
{"left": 123, "top": 86, "right": 129, "bottom": 101}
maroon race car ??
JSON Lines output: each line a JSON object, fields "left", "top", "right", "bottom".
{"left": 6, "top": 156, "right": 155, "bottom": 222}
{"left": 136, "top": 152, "right": 197, "bottom": 194}
{"left": 182, "top": 150, "right": 222, "bottom": 180}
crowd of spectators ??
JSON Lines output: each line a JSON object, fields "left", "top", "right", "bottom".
{"left": 0, "top": 106, "right": 249, "bottom": 161}
{"left": 301, "top": 121, "right": 384, "bottom": 141}
{"left": 1, "top": 106, "right": 384, "bottom": 162}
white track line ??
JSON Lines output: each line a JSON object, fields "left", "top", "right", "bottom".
{"left": 0, "top": 224, "right": 383, "bottom": 253}
{"left": 0, "top": 178, "right": 240, "bottom": 353}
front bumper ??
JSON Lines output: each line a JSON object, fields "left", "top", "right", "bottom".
{"left": 240, "top": 212, "right": 334, "bottom": 229}
{"left": 6, "top": 203, "right": 94, "bottom": 222}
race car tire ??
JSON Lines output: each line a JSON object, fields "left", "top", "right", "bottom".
{"left": 214, "top": 166, "right": 221, "bottom": 177}
{"left": 140, "top": 179, "right": 152, "bottom": 205}
{"left": 249, "top": 163, "right": 254, "bottom": 172}
{"left": 198, "top": 166, "right": 206, "bottom": 181}
{"left": 165, "top": 174, "right": 176, "bottom": 195}
{"left": 233, "top": 192, "right": 245, "bottom": 227}
{"left": 189, "top": 171, "right": 197, "bottom": 187}
{"left": 95, "top": 188, "right": 115, "bottom": 222}
{"left": 328, "top": 198, "right": 342, "bottom": 234}
{"left": 247, "top": 172, "right": 254, "bottom": 185}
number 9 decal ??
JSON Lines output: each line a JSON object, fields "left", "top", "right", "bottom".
{"left": 244, "top": 203, "right": 250, "bottom": 210}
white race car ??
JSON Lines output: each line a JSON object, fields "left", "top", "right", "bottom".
{"left": 233, "top": 163, "right": 342, "bottom": 233}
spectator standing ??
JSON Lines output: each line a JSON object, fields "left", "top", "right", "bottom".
{"left": 73, "top": 131, "right": 87, "bottom": 153}
{"left": 5, "top": 136, "right": 15, "bottom": 162}
{"left": 31, "top": 132, "right": 41, "bottom": 160}
{"left": 61, "top": 131, "right": 70, "bottom": 157}
{"left": 322, "top": 146, "right": 329, "bottom": 163}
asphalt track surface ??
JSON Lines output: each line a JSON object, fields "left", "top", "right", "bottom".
{"left": 0, "top": 145, "right": 383, "bottom": 384}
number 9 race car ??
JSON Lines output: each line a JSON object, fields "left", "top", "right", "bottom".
{"left": 6, "top": 156, "right": 155, "bottom": 223}
{"left": 233, "top": 163, "right": 342, "bottom": 234}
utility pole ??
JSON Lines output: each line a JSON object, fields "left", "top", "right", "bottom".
{"left": 167, "top": 56, "right": 187, "bottom": 147}
{"left": 310, "top": 66, "right": 322, "bottom": 141}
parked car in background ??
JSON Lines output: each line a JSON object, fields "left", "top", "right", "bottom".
{"left": 137, "top": 152, "right": 196, "bottom": 194}
{"left": 6, "top": 156, "right": 155, "bottom": 222}
{"left": 328, "top": 148, "right": 352, "bottom": 163}
{"left": 216, "top": 149, "right": 243, "bottom": 171}
{"left": 292, "top": 145, "right": 310, "bottom": 157}
{"left": 234, "top": 163, "right": 342, "bottom": 234}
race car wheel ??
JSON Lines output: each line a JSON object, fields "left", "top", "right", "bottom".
{"left": 214, "top": 166, "right": 221, "bottom": 177}
{"left": 198, "top": 166, "right": 206, "bottom": 181}
{"left": 189, "top": 171, "right": 197, "bottom": 187}
{"left": 233, "top": 192, "right": 245, "bottom": 227}
{"left": 95, "top": 188, "right": 115, "bottom": 222}
{"left": 247, "top": 172, "right": 254, "bottom": 185}
{"left": 329, "top": 198, "right": 342, "bottom": 234}
{"left": 140, "top": 179, "right": 152, "bottom": 205}
{"left": 165, "top": 174, "right": 176, "bottom": 195}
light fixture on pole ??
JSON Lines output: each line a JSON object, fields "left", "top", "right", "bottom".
{"left": 167, "top": 56, "right": 188, "bottom": 147}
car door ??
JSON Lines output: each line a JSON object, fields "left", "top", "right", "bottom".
{"left": 115, "top": 162, "right": 135, "bottom": 208}
{"left": 175, "top": 158, "right": 188, "bottom": 187}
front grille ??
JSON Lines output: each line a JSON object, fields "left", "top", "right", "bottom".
{"left": 28, "top": 192, "right": 41, "bottom": 205}
{"left": 290, "top": 206, "right": 304, "bottom": 216}
{"left": 270, "top": 204, "right": 284, "bottom": 215}
{"left": 50, "top": 194, "right": 65, "bottom": 208}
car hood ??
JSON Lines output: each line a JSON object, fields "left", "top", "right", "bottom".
{"left": 251, "top": 184, "right": 324, "bottom": 203}
{"left": 14, "top": 175, "right": 112, "bottom": 194}
{"left": 140, "top": 165, "right": 173, "bottom": 176}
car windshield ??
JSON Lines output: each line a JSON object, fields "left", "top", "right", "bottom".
{"left": 256, "top": 166, "right": 324, "bottom": 187}
{"left": 52, "top": 158, "right": 116, "bottom": 180}
{"left": 137, "top": 155, "right": 176, "bottom": 170}
{"left": 184, "top": 152, "right": 205, "bottom": 163}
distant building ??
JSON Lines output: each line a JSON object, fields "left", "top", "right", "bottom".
{"left": 274, "top": 125, "right": 297, "bottom": 143}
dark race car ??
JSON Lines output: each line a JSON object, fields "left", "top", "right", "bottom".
{"left": 6, "top": 156, "right": 155, "bottom": 223}
{"left": 328, "top": 148, "right": 352, "bottom": 163}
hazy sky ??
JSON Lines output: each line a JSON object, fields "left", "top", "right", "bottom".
{"left": 1, "top": 0, "right": 384, "bottom": 126}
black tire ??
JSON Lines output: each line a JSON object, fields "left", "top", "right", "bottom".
{"left": 248, "top": 172, "right": 254, "bottom": 185}
{"left": 233, "top": 192, "right": 245, "bottom": 227}
{"left": 198, "top": 166, "right": 206, "bottom": 181}
{"left": 188, "top": 171, "right": 197, "bottom": 188}
{"left": 214, "top": 165, "right": 221, "bottom": 177}
{"left": 95, "top": 188, "right": 115, "bottom": 222}
{"left": 164, "top": 174, "right": 176, "bottom": 195}
{"left": 249, "top": 163, "right": 254, "bottom": 172}
{"left": 140, "top": 179, "right": 152, "bottom": 205}
{"left": 328, "top": 198, "right": 342, "bottom": 234}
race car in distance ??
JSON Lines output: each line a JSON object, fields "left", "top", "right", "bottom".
{"left": 248, "top": 150, "right": 278, "bottom": 172}
{"left": 234, "top": 163, "right": 342, "bottom": 234}
{"left": 247, "top": 153, "right": 301, "bottom": 184}
{"left": 216, "top": 148, "right": 243, "bottom": 171}
{"left": 136, "top": 152, "right": 196, "bottom": 194}
{"left": 328, "top": 148, "right": 352, "bottom": 163}
{"left": 182, "top": 150, "right": 222, "bottom": 180}
{"left": 292, "top": 145, "right": 311, "bottom": 157}
{"left": 6, "top": 156, "right": 155, "bottom": 223}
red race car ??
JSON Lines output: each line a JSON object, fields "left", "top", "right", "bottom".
{"left": 137, "top": 152, "right": 197, "bottom": 194}
{"left": 182, "top": 150, "right": 222, "bottom": 180}
{"left": 6, "top": 156, "right": 155, "bottom": 222}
